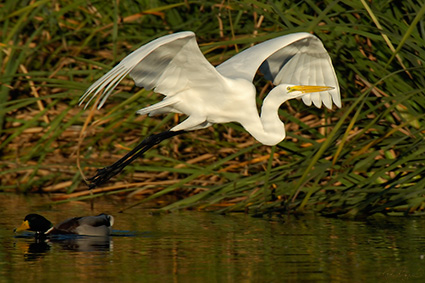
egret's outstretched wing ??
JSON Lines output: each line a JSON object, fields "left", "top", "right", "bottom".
{"left": 216, "top": 32, "right": 341, "bottom": 109}
{"left": 79, "top": 31, "right": 223, "bottom": 109}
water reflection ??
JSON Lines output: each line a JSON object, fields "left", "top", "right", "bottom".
{"left": 54, "top": 236, "right": 112, "bottom": 252}
{"left": 24, "top": 240, "right": 51, "bottom": 261}
{"left": 3, "top": 195, "right": 425, "bottom": 281}
{"left": 17, "top": 234, "right": 113, "bottom": 261}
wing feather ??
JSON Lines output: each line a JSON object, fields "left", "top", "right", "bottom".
{"left": 217, "top": 32, "right": 340, "bottom": 109}
{"left": 81, "top": 31, "right": 341, "bottom": 113}
{"left": 79, "top": 32, "right": 224, "bottom": 109}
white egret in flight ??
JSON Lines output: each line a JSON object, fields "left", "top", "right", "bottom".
{"left": 80, "top": 31, "right": 341, "bottom": 188}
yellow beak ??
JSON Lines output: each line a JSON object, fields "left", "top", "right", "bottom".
{"left": 14, "top": 220, "right": 30, "bottom": 233}
{"left": 288, "top": 85, "right": 334, "bottom": 94}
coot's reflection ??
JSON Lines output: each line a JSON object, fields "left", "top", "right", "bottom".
{"left": 19, "top": 234, "right": 112, "bottom": 261}
{"left": 54, "top": 235, "right": 112, "bottom": 252}
{"left": 24, "top": 240, "right": 51, "bottom": 261}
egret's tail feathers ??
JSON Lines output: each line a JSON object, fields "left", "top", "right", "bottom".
{"left": 136, "top": 97, "right": 180, "bottom": 116}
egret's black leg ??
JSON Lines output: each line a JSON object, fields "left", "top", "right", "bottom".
{"left": 87, "top": 130, "right": 185, "bottom": 189}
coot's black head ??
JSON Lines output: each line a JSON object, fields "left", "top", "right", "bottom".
{"left": 15, "top": 214, "right": 53, "bottom": 234}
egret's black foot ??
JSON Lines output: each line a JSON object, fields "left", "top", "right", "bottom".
{"left": 87, "top": 166, "right": 124, "bottom": 189}
{"left": 86, "top": 130, "right": 185, "bottom": 189}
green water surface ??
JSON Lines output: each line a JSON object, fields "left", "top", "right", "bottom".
{"left": 0, "top": 194, "right": 424, "bottom": 282}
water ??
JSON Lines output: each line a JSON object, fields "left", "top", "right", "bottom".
{"left": 1, "top": 194, "right": 425, "bottom": 282}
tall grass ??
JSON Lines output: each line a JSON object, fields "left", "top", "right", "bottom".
{"left": 1, "top": 0, "right": 424, "bottom": 218}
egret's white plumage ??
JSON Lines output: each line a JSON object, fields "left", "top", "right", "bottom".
{"left": 80, "top": 31, "right": 341, "bottom": 187}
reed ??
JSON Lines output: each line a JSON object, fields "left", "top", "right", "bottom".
{"left": 1, "top": 0, "right": 424, "bottom": 218}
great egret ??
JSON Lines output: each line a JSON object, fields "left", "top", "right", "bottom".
{"left": 80, "top": 31, "right": 341, "bottom": 188}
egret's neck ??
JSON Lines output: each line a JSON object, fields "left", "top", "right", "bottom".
{"left": 243, "top": 86, "right": 290, "bottom": 146}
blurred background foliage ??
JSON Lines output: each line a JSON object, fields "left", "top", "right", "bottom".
{"left": 1, "top": 0, "right": 425, "bottom": 218}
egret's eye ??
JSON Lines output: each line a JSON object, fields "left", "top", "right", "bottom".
{"left": 287, "top": 86, "right": 295, "bottom": 92}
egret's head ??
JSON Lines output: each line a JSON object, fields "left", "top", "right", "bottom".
{"left": 285, "top": 84, "right": 334, "bottom": 97}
